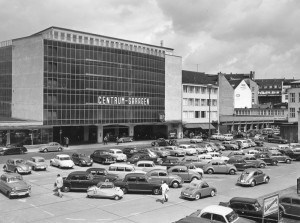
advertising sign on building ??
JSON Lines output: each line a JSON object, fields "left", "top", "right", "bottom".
{"left": 263, "top": 194, "right": 279, "bottom": 217}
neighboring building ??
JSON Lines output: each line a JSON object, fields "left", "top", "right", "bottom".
{"left": 229, "top": 79, "right": 252, "bottom": 109}
{"left": 256, "top": 79, "right": 283, "bottom": 105}
{"left": 182, "top": 71, "right": 218, "bottom": 137}
{"left": 282, "top": 79, "right": 296, "bottom": 103}
{"left": 0, "top": 26, "right": 182, "bottom": 145}
{"left": 287, "top": 81, "right": 300, "bottom": 123}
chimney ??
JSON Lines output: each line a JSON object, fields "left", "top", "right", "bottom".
{"left": 160, "top": 40, "right": 163, "bottom": 47}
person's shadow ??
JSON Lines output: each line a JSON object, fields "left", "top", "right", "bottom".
{"left": 156, "top": 198, "right": 164, "bottom": 204}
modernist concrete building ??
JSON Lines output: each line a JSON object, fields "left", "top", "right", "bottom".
{"left": 0, "top": 27, "right": 182, "bottom": 145}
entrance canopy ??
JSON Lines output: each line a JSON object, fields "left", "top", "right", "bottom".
{"left": 184, "top": 123, "right": 215, "bottom": 129}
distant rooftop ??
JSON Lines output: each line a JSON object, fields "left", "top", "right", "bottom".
{"left": 182, "top": 70, "right": 218, "bottom": 86}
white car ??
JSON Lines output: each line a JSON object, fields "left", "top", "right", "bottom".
{"left": 178, "top": 145, "right": 198, "bottom": 155}
{"left": 210, "top": 133, "right": 222, "bottom": 140}
{"left": 222, "top": 134, "right": 234, "bottom": 141}
{"left": 135, "top": 160, "right": 165, "bottom": 172}
{"left": 246, "top": 150, "right": 259, "bottom": 156}
{"left": 109, "top": 149, "right": 127, "bottom": 162}
{"left": 190, "top": 136, "right": 203, "bottom": 143}
{"left": 197, "top": 154, "right": 213, "bottom": 164}
{"left": 207, "top": 152, "right": 229, "bottom": 162}
{"left": 50, "top": 154, "right": 74, "bottom": 169}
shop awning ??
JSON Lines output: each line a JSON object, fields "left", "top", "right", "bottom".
{"left": 184, "top": 123, "right": 215, "bottom": 129}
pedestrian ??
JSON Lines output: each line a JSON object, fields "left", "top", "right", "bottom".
{"left": 54, "top": 174, "right": 64, "bottom": 198}
{"left": 160, "top": 180, "right": 169, "bottom": 204}
{"left": 104, "top": 136, "right": 108, "bottom": 145}
{"left": 116, "top": 136, "right": 119, "bottom": 145}
{"left": 65, "top": 137, "right": 69, "bottom": 147}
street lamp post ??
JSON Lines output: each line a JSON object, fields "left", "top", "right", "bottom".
{"left": 207, "top": 84, "right": 212, "bottom": 141}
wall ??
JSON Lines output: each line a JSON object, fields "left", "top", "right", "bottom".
{"left": 12, "top": 36, "right": 44, "bottom": 121}
{"left": 234, "top": 80, "right": 252, "bottom": 108}
{"left": 249, "top": 79, "right": 259, "bottom": 105}
{"left": 287, "top": 88, "right": 300, "bottom": 123}
{"left": 218, "top": 74, "right": 234, "bottom": 116}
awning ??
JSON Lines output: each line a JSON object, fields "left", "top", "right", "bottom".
{"left": 184, "top": 123, "right": 215, "bottom": 129}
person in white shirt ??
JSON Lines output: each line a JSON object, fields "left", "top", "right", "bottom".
{"left": 55, "top": 174, "right": 64, "bottom": 198}
{"left": 160, "top": 181, "right": 169, "bottom": 204}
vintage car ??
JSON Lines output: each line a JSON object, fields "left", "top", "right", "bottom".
{"left": 279, "top": 193, "right": 300, "bottom": 218}
{"left": 207, "top": 152, "right": 229, "bottom": 161}
{"left": 214, "top": 142, "right": 226, "bottom": 151}
{"left": 87, "top": 181, "right": 124, "bottom": 200}
{"left": 161, "top": 157, "right": 182, "bottom": 169}
{"left": 267, "top": 136, "right": 288, "bottom": 144}
{"left": 243, "top": 156, "right": 267, "bottom": 168}
{"left": 114, "top": 172, "right": 161, "bottom": 195}
{"left": 246, "top": 139, "right": 256, "bottom": 147}
{"left": 190, "top": 136, "right": 203, "bottom": 143}
{"left": 197, "top": 143, "right": 214, "bottom": 152}
{"left": 117, "top": 137, "right": 133, "bottom": 143}
{"left": 203, "top": 159, "right": 237, "bottom": 175}
{"left": 150, "top": 147, "right": 170, "bottom": 158}
{"left": 184, "top": 163, "right": 204, "bottom": 177}
{"left": 3, "top": 158, "right": 32, "bottom": 174}
{"left": 71, "top": 153, "right": 93, "bottom": 166}
{"left": 163, "top": 146, "right": 186, "bottom": 157}
{"left": 167, "top": 166, "right": 201, "bottom": 182}
{"left": 0, "top": 173, "right": 31, "bottom": 198}
{"left": 146, "top": 169, "right": 183, "bottom": 188}
{"left": 151, "top": 138, "right": 169, "bottom": 147}
{"left": 181, "top": 180, "right": 216, "bottom": 200}
{"left": 50, "top": 154, "right": 75, "bottom": 169}
{"left": 107, "top": 163, "right": 145, "bottom": 179}
{"left": 222, "top": 141, "right": 239, "bottom": 150}
{"left": 197, "top": 154, "right": 213, "bottom": 163}
{"left": 237, "top": 168, "right": 270, "bottom": 187}
{"left": 178, "top": 145, "right": 197, "bottom": 155}
{"left": 90, "top": 150, "right": 116, "bottom": 164}
{"left": 127, "top": 153, "right": 162, "bottom": 165}
{"left": 219, "top": 197, "right": 281, "bottom": 223}
{"left": 135, "top": 160, "right": 165, "bottom": 172}
{"left": 122, "top": 147, "right": 138, "bottom": 159}
{"left": 227, "top": 157, "right": 256, "bottom": 171}
{"left": 210, "top": 133, "right": 223, "bottom": 140}
{"left": 86, "top": 168, "right": 119, "bottom": 182}
{"left": 222, "top": 134, "right": 234, "bottom": 141}
{"left": 254, "top": 153, "right": 278, "bottom": 165}
{"left": 283, "top": 147, "right": 300, "bottom": 160}
{"left": 181, "top": 156, "right": 209, "bottom": 169}
{"left": 39, "top": 142, "right": 64, "bottom": 153}
{"left": 246, "top": 150, "right": 259, "bottom": 156}
{"left": 176, "top": 205, "right": 255, "bottom": 223}
{"left": 267, "top": 150, "right": 292, "bottom": 164}
{"left": 26, "top": 156, "right": 48, "bottom": 171}
{"left": 253, "top": 139, "right": 264, "bottom": 147}
{"left": 254, "top": 147, "right": 270, "bottom": 153}
{"left": 62, "top": 171, "right": 103, "bottom": 192}
{"left": 108, "top": 149, "right": 127, "bottom": 161}
{"left": 227, "top": 151, "right": 245, "bottom": 157}
{"left": 0, "top": 145, "right": 28, "bottom": 156}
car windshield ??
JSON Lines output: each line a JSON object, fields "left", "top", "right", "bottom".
{"left": 241, "top": 170, "right": 251, "bottom": 176}
{"left": 100, "top": 151, "right": 110, "bottom": 155}
{"left": 79, "top": 154, "right": 87, "bottom": 157}
{"left": 15, "top": 160, "right": 25, "bottom": 164}
{"left": 37, "top": 158, "right": 45, "bottom": 162}
{"left": 226, "top": 211, "right": 239, "bottom": 222}
{"left": 7, "top": 176, "right": 23, "bottom": 182}
{"left": 116, "top": 151, "right": 122, "bottom": 154}
{"left": 59, "top": 157, "right": 70, "bottom": 160}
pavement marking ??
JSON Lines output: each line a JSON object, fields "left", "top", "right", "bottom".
{"left": 231, "top": 187, "right": 239, "bottom": 190}
{"left": 43, "top": 210, "right": 55, "bottom": 216}
{"left": 18, "top": 199, "right": 27, "bottom": 202}
{"left": 30, "top": 204, "right": 37, "bottom": 208}
{"left": 96, "top": 219, "right": 112, "bottom": 221}
{"left": 123, "top": 212, "right": 141, "bottom": 217}
{"left": 66, "top": 218, "right": 86, "bottom": 221}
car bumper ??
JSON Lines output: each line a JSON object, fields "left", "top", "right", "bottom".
{"left": 237, "top": 180, "right": 251, "bottom": 185}
{"left": 10, "top": 189, "right": 30, "bottom": 196}
{"left": 34, "top": 166, "right": 47, "bottom": 170}
{"left": 18, "top": 169, "right": 31, "bottom": 173}
{"left": 181, "top": 192, "right": 195, "bottom": 199}
{"left": 103, "top": 160, "right": 116, "bottom": 164}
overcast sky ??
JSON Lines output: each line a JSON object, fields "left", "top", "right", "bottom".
{"left": 0, "top": 0, "right": 299, "bottom": 79}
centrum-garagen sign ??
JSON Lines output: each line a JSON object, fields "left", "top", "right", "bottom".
{"left": 263, "top": 194, "right": 279, "bottom": 217}
{"left": 98, "top": 96, "right": 150, "bottom": 105}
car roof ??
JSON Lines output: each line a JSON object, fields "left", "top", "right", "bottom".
{"left": 1, "top": 172, "right": 21, "bottom": 177}
{"left": 126, "top": 172, "right": 146, "bottom": 177}
{"left": 189, "top": 179, "right": 207, "bottom": 185}
{"left": 137, "top": 160, "right": 154, "bottom": 164}
{"left": 230, "top": 197, "right": 259, "bottom": 204}
{"left": 109, "top": 163, "right": 134, "bottom": 167}
{"left": 168, "top": 165, "right": 187, "bottom": 169}
{"left": 109, "top": 149, "right": 122, "bottom": 151}
{"left": 86, "top": 167, "right": 105, "bottom": 172}
{"left": 200, "top": 205, "right": 233, "bottom": 215}
{"left": 56, "top": 154, "right": 70, "bottom": 157}
{"left": 30, "top": 156, "right": 45, "bottom": 159}
{"left": 9, "top": 158, "right": 25, "bottom": 161}
{"left": 68, "top": 171, "right": 87, "bottom": 175}
{"left": 242, "top": 168, "right": 259, "bottom": 172}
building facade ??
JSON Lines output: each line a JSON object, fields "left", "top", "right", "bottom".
{"left": 0, "top": 27, "right": 182, "bottom": 145}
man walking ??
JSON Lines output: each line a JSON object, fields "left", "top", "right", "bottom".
{"left": 55, "top": 174, "right": 64, "bottom": 198}
{"left": 160, "top": 180, "right": 169, "bottom": 204}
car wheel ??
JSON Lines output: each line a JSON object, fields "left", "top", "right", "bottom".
{"left": 32, "top": 166, "right": 35, "bottom": 171}
{"left": 191, "top": 177, "right": 199, "bottom": 181}
{"left": 3, "top": 165, "right": 7, "bottom": 172}
{"left": 14, "top": 169, "right": 19, "bottom": 174}
{"left": 79, "top": 162, "right": 83, "bottom": 167}
{"left": 121, "top": 187, "right": 128, "bottom": 194}
{"left": 265, "top": 177, "right": 270, "bottom": 184}
{"left": 273, "top": 161, "right": 278, "bottom": 166}
{"left": 279, "top": 208, "right": 284, "bottom": 218}
{"left": 43, "top": 148, "right": 48, "bottom": 153}
{"left": 58, "top": 147, "right": 62, "bottom": 152}
{"left": 210, "top": 190, "right": 216, "bottom": 197}
{"left": 250, "top": 180, "right": 256, "bottom": 187}
{"left": 20, "top": 150, "right": 24, "bottom": 154}
{"left": 171, "top": 181, "right": 179, "bottom": 188}
{"left": 152, "top": 188, "right": 160, "bottom": 195}
{"left": 7, "top": 191, "right": 12, "bottom": 199}
{"left": 58, "top": 165, "right": 61, "bottom": 169}
{"left": 114, "top": 195, "right": 120, "bottom": 200}
{"left": 259, "top": 163, "right": 266, "bottom": 168}
{"left": 229, "top": 169, "right": 236, "bottom": 175}
{"left": 286, "top": 159, "right": 291, "bottom": 164}
{"left": 195, "top": 193, "right": 201, "bottom": 200}
{"left": 175, "top": 153, "right": 178, "bottom": 157}
{"left": 207, "top": 169, "right": 214, "bottom": 174}
{"left": 63, "top": 186, "right": 70, "bottom": 192}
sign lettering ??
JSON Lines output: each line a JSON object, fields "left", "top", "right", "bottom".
{"left": 98, "top": 96, "right": 150, "bottom": 105}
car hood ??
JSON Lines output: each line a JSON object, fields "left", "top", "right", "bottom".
{"left": 106, "top": 173, "right": 119, "bottom": 179}
{"left": 8, "top": 181, "right": 30, "bottom": 190}
{"left": 17, "top": 164, "right": 31, "bottom": 170}
{"left": 35, "top": 162, "right": 48, "bottom": 166}
{"left": 181, "top": 186, "right": 199, "bottom": 194}
{"left": 80, "top": 157, "right": 92, "bottom": 162}
{"left": 238, "top": 173, "right": 253, "bottom": 182}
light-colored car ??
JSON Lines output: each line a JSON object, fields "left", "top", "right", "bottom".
{"left": 196, "top": 143, "right": 213, "bottom": 153}
{"left": 146, "top": 169, "right": 183, "bottom": 188}
{"left": 117, "top": 137, "right": 133, "bottom": 143}
{"left": 190, "top": 136, "right": 203, "bottom": 143}
{"left": 203, "top": 159, "right": 237, "bottom": 175}
{"left": 164, "top": 146, "right": 186, "bottom": 157}
{"left": 279, "top": 193, "right": 300, "bottom": 218}
{"left": 246, "top": 150, "right": 259, "bottom": 156}
{"left": 222, "top": 141, "right": 239, "bottom": 150}
{"left": 237, "top": 168, "right": 270, "bottom": 187}
{"left": 150, "top": 147, "right": 170, "bottom": 158}
{"left": 246, "top": 139, "right": 256, "bottom": 147}
{"left": 235, "top": 140, "right": 250, "bottom": 149}
{"left": 87, "top": 181, "right": 124, "bottom": 200}
{"left": 197, "top": 154, "right": 213, "bottom": 164}
{"left": 222, "top": 134, "right": 234, "bottom": 141}
{"left": 109, "top": 149, "right": 127, "bottom": 161}
{"left": 167, "top": 166, "right": 201, "bottom": 182}
{"left": 207, "top": 152, "right": 229, "bottom": 161}
{"left": 107, "top": 163, "right": 145, "bottom": 179}
{"left": 0, "top": 173, "right": 31, "bottom": 198}
{"left": 50, "top": 154, "right": 74, "bottom": 169}
{"left": 181, "top": 179, "right": 216, "bottom": 200}
{"left": 184, "top": 163, "right": 204, "bottom": 177}
{"left": 26, "top": 156, "right": 48, "bottom": 171}
{"left": 210, "top": 133, "right": 223, "bottom": 140}
{"left": 39, "top": 142, "right": 64, "bottom": 153}
{"left": 178, "top": 144, "right": 198, "bottom": 155}
{"left": 3, "top": 158, "right": 32, "bottom": 174}
{"left": 135, "top": 160, "right": 165, "bottom": 172}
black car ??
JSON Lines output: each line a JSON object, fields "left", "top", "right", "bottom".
{"left": 161, "top": 157, "right": 182, "bottom": 169}
{"left": 127, "top": 153, "right": 162, "bottom": 165}
{"left": 227, "top": 157, "right": 256, "bottom": 171}
{"left": 90, "top": 150, "right": 116, "bottom": 164}
{"left": 86, "top": 168, "right": 119, "bottom": 182}
{"left": 254, "top": 153, "right": 278, "bottom": 166}
{"left": 71, "top": 153, "right": 93, "bottom": 166}
{"left": 62, "top": 171, "right": 102, "bottom": 192}
{"left": 114, "top": 173, "right": 161, "bottom": 195}
{"left": 267, "top": 136, "right": 288, "bottom": 144}
{"left": 219, "top": 197, "right": 282, "bottom": 223}
{"left": 0, "top": 145, "right": 27, "bottom": 156}
{"left": 151, "top": 138, "right": 169, "bottom": 147}
{"left": 122, "top": 147, "right": 138, "bottom": 159}
{"left": 253, "top": 139, "right": 264, "bottom": 147}
{"left": 283, "top": 148, "right": 300, "bottom": 160}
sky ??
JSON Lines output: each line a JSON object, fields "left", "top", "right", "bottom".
{"left": 0, "top": 0, "right": 299, "bottom": 79}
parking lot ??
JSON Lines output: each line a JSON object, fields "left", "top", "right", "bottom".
{"left": 0, "top": 139, "right": 299, "bottom": 223}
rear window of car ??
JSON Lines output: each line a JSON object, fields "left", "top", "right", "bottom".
{"left": 292, "top": 199, "right": 300, "bottom": 205}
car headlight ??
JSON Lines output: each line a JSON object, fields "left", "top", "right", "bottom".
{"left": 90, "top": 159, "right": 93, "bottom": 162}
{"left": 28, "top": 166, "right": 32, "bottom": 170}
{"left": 82, "top": 160, "right": 86, "bottom": 163}
{"left": 17, "top": 167, "right": 22, "bottom": 171}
